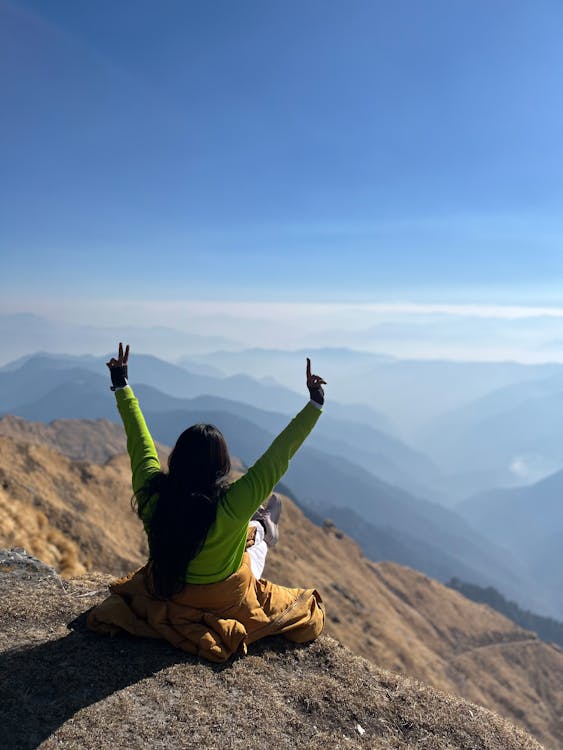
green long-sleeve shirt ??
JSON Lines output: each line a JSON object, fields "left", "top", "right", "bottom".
{"left": 115, "top": 386, "right": 322, "bottom": 584}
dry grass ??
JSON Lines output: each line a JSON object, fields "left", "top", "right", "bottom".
{"left": 0, "top": 415, "right": 129, "bottom": 464}
{"left": 0, "top": 436, "right": 149, "bottom": 576}
{"left": 0, "top": 570, "right": 544, "bottom": 750}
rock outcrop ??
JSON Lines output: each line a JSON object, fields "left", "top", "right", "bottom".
{"left": 0, "top": 556, "right": 543, "bottom": 750}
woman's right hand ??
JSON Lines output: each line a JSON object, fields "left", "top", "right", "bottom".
{"left": 306, "top": 358, "right": 326, "bottom": 405}
{"left": 106, "top": 342, "right": 130, "bottom": 391}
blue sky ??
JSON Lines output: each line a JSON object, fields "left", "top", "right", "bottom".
{"left": 2, "top": 0, "right": 563, "bottom": 310}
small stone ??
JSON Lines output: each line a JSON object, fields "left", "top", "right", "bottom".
{"left": 355, "top": 723, "right": 365, "bottom": 736}
{"left": 0, "top": 548, "right": 60, "bottom": 580}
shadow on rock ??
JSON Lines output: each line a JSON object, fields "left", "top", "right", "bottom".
{"left": 0, "top": 619, "right": 232, "bottom": 750}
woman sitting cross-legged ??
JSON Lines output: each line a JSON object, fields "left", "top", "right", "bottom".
{"left": 87, "top": 343, "right": 327, "bottom": 662}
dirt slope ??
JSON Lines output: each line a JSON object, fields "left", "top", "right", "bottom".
{"left": 0, "top": 420, "right": 562, "bottom": 747}
{"left": 0, "top": 560, "right": 543, "bottom": 750}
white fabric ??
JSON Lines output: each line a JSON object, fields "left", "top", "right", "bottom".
{"left": 248, "top": 520, "right": 268, "bottom": 579}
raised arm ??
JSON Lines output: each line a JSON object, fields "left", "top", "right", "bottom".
{"left": 107, "top": 343, "right": 161, "bottom": 498}
{"left": 223, "top": 358, "right": 326, "bottom": 522}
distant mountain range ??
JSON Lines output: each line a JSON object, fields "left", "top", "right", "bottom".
{"left": 458, "top": 469, "right": 563, "bottom": 617}
{"left": 419, "top": 371, "right": 563, "bottom": 494}
{"left": 188, "top": 347, "right": 563, "bottom": 502}
{"left": 186, "top": 347, "right": 563, "bottom": 434}
{"left": 7, "top": 315, "right": 563, "bottom": 502}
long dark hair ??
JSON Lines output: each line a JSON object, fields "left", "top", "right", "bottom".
{"left": 135, "top": 424, "right": 231, "bottom": 598}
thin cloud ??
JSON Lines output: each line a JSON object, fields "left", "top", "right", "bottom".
{"left": 5, "top": 297, "right": 563, "bottom": 323}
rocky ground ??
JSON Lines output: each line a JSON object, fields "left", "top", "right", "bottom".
{"left": 0, "top": 553, "right": 544, "bottom": 750}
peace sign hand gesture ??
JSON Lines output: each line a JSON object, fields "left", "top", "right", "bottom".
{"left": 306, "top": 357, "right": 327, "bottom": 406}
{"left": 106, "top": 342, "right": 130, "bottom": 391}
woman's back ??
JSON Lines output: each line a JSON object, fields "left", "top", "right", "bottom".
{"left": 116, "top": 384, "right": 322, "bottom": 584}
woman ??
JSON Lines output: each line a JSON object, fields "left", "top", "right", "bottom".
{"left": 87, "top": 344, "right": 327, "bottom": 662}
